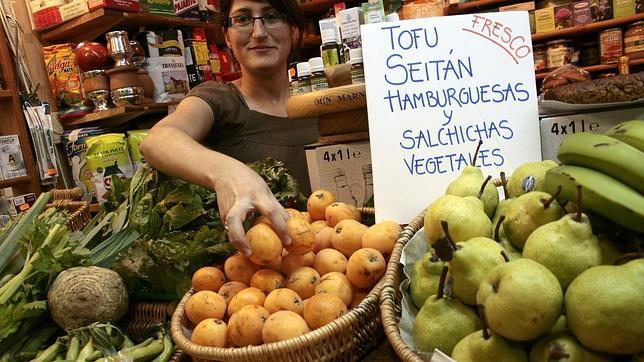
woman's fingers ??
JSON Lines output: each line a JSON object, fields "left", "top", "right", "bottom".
{"left": 225, "top": 205, "right": 253, "bottom": 257}
{"left": 257, "top": 199, "right": 291, "bottom": 246}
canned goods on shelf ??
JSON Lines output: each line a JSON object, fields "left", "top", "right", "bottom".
{"left": 600, "top": 28, "right": 623, "bottom": 64}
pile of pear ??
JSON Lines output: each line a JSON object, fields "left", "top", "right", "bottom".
{"left": 410, "top": 145, "right": 644, "bottom": 362}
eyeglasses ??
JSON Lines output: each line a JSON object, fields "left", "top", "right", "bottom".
{"left": 226, "top": 12, "right": 288, "bottom": 29}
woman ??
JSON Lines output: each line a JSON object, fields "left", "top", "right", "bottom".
{"left": 140, "top": 0, "right": 319, "bottom": 257}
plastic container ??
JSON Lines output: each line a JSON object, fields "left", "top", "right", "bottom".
{"left": 320, "top": 28, "right": 341, "bottom": 68}
{"left": 295, "top": 62, "right": 312, "bottom": 95}
{"left": 350, "top": 48, "right": 365, "bottom": 84}
{"left": 308, "top": 57, "right": 329, "bottom": 92}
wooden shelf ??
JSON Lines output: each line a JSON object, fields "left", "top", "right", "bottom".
{"left": 535, "top": 58, "right": 644, "bottom": 80}
{"left": 63, "top": 102, "right": 174, "bottom": 129}
{"left": 0, "top": 90, "right": 12, "bottom": 99}
{"left": 38, "top": 8, "right": 225, "bottom": 45}
{"left": 0, "top": 176, "right": 32, "bottom": 189}
{"left": 446, "top": 0, "right": 516, "bottom": 15}
{"left": 298, "top": 0, "right": 361, "bottom": 14}
{"left": 303, "top": 35, "right": 322, "bottom": 46}
{"left": 532, "top": 13, "right": 644, "bottom": 43}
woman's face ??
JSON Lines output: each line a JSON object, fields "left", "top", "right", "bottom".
{"left": 224, "top": 0, "right": 296, "bottom": 74}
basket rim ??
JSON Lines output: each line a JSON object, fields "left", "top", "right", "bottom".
{"left": 171, "top": 275, "right": 385, "bottom": 359}
{"left": 379, "top": 208, "right": 427, "bottom": 362}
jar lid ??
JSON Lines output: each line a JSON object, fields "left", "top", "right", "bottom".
{"left": 349, "top": 48, "right": 363, "bottom": 64}
{"left": 627, "top": 21, "right": 644, "bottom": 27}
{"left": 81, "top": 69, "right": 107, "bottom": 79}
{"left": 308, "top": 57, "right": 324, "bottom": 72}
{"left": 321, "top": 28, "right": 337, "bottom": 44}
{"left": 546, "top": 39, "right": 570, "bottom": 45}
{"left": 297, "top": 62, "right": 311, "bottom": 77}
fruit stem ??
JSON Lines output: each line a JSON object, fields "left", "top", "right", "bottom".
{"left": 542, "top": 186, "right": 562, "bottom": 209}
{"left": 494, "top": 215, "right": 506, "bottom": 243}
{"left": 437, "top": 265, "right": 449, "bottom": 300}
{"left": 613, "top": 252, "right": 643, "bottom": 265}
{"left": 471, "top": 140, "right": 483, "bottom": 167}
{"left": 500, "top": 250, "right": 509, "bottom": 262}
{"left": 476, "top": 304, "right": 490, "bottom": 340}
{"left": 440, "top": 221, "right": 459, "bottom": 251}
{"left": 500, "top": 171, "right": 509, "bottom": 200}
{"left": 575, "top": 185, "right": 583, "bottom": 222}
{"left": 477, "top": 175, "right": 493, "bottom": 199}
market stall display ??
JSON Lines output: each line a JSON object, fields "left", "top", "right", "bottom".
{"left": 380, "top": 120, "right": 644, "bottom": 361}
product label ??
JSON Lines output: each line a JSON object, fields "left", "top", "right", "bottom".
{"left": 547, "top": 47, "right": 569, "bottom": 68}
{"left": 321, "top": 48, "right": 340, "bottom": 67}
{"left": 311, "top": 77, "right": 329, "bottom": 92}
{"left": 625, "top": 35, "right": 644, "bottom": 53}
{"left": 613, "top": 0, "right": 635, "bottom": 17}
{"left": 85, "top": 133, "right": 134, "bottom": 204}
{"left": 535, "top": 8, "right": 555, "bottom": 33}
{"left": 351, "top": 69, "right": 365, "bottom": 84}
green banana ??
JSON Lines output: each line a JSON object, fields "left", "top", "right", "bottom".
{"left": 605, "top": 120, "right": 644, "bottom": 152}
{"left": 545, "top": 165, "right": 644, "bottom": 233}
{"left": 557, "top": 132, "right": 644, "bottom": 194}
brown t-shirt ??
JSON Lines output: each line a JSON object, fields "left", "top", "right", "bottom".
{"left": 187, "top": 81, "right": 319, "bottom": 194}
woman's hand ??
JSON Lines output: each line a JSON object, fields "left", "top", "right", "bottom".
{"left": 215, "top": 161, "right": 292, "bottom": 257}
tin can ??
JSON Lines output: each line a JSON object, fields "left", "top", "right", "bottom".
{"left": 600, "top": 28, "right": 623, "bottom": 64}
{"left": 624, "top": 21, "right": 644, "bottom": 60}
{"left": 533, "top": 44, "right": 548, "bottom": 71}
{"left": 546, "top": 39, "right": 572, "bottom": 69}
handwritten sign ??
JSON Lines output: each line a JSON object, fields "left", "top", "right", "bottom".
{"left": 362, "top": 12, "right": 541, "bottom": 223}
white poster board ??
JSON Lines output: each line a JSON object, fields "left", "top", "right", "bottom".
{"left": 362, "top": 12, "right": 541, "bottom": 223}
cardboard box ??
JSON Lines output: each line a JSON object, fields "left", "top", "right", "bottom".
{"left": 306, "top": 141, "right": 373, "bottom": 207}
{"left": 60, "top": 0, "right": 89, "bottom": 21}
{"left": 613, "top": 0, "right": 635, "bottom": 16}
{"left": 591, "top": 0, "right": 613, "bottom": 21}
{"left": 572, "top": 1, "right": 593, "bottom": 25}
{"left": 535, "top": 7, "right": 556, "bottom": 33}
{"left": 499, "top": 2, "right": 536, "bottom": 11}
{"left": 88, "top": 0, "right": 140, "bottom": 12}
{"left": 146, "top": 0, "right": 175, "bottom": 15}
{"left": 339, "top": 7, "right": 363, "bottom": 50}
{"left": 174, "top": 0, "right": 198, "bottom": 15}
{"left": 0, "top": 135, "right": 28, "bottom": 180}
{"left": 539, "top": 107, "right": 644, "bottom": 160}
{"left": 554, "top": 3, "right": 574, "bottom": 28}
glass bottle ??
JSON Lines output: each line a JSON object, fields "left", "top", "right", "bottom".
{"left": 362, "top": 163, "right": 373, "bottom": 206}
{"left": 295, "top": 62, "right": 312, "bottom": 95}
{"left": 350, "top": 48, "right": 365, "bottom": 84}
{"left": 308, "top": 57, "right": 328, "bottom": 92}
{"left": 320, "top": 28, "right": 341, "bottom": 68}
{"left": 333, "top": 168, "right": 359, "bottom": 206}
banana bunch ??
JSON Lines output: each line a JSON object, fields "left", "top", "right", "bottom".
{"left": 545, "top": 120, "right": 644, "bottom": 233}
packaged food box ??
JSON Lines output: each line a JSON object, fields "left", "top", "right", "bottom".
{"left": 29, "top": 0, "right": 64, "bottom": 30}
{"left": 499, "top": 1, "right": 536, "bottom": 11}
{"left": 88, "top": 0, "right": 140, "bottom": 12}
{"left": 59, "top": 0, "right": 89, "bottom": 21}
{"left": 554, "top": 3, "right": 573, "bottom": 28}
{"left": 535, "top": 7, "right": 556, "bottom": 33}
{"left": 591, "top": 0, "right": 613, "bottom": 21}
{"left": 573, "top": 1, "right": 593, "bottom": 25}
{"left": 0, "top": 135, "right": 28, "bottom": 180}
{"left": 613, "top": 0, "right": 635, "bottom": 17}
{"left": 134, "top": 30, "right": 190, "bottom": 103}
{"left": 0, "top": 193, "right": 37, "bottom": 215}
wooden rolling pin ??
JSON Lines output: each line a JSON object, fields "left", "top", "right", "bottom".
{"left": 287, "top": 83, "right": 367, "bottom": 119}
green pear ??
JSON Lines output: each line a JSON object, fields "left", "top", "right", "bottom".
{"left": 448, "top": 237, "right": 506, "bottom": 305}
{"left": 549, "top": 315, "right": 568, "bottom": 334}
{"left": 424, "top": 195, "right": 492, "bottom": 247}
{"left": 446, "top": 166, "right": 499, "bottom": 218}
{"left": 523, "top": 213, "right": 602, "bottom": 290}
{"left": 477, "top": 259, "right": 563, "bottom": 341}
{"left": 503, "top": 191, "right": 565, "bottom": 250}
{"left": 529, "top": 331, "right": 612, "bottom": 362}
{"left": 452, "top": 330, "right": 528, "bottom": 362}
{"left": 493, "top": 215, "right": 522, "bottom": 261}
{"left": 412, "top": 266, "right": 480, "bottom": 355}
{"left": 410, "top": 252, "right": 443, "bottom": 309}
{"left": 565, "top": 259, "right": 644, "bottom": 355}
{"left": 507, "top": 160, "right": 558, "bottom": 198}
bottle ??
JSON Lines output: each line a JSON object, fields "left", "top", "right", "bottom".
{"left": 296, "top": 62, "right": 312, "bottom": 94}
{"left": 333, "top": 168, "right": 359, "bottom": 206}
{"left": 320, "top": 28, "right": 341, "bottom": 67}
{"left": 350, "top": 48, "right": 365, "bottom": 84}
{"left": 288, "top": 62, "right": 298, "bottom": 96}
{"left": 308, "top": 57, "right": 328, "bottom": 92}
{"left": 362, "top": 164, "right": 373, "bottom": 206}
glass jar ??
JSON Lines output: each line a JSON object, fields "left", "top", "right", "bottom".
{"left": 533, "top": 44, "right": 548, "bottom": 71}
{"left": 624, "top": 21, "right": 644, "bottom": 60}
{"left": 599, "top": 28, "right": 623, "bottom": 64}
{"left": 546, "top": 39, "right": 572, "bottom": 69}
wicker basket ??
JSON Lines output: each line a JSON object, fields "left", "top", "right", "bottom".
{"left": 170, "top": 207, "right": 384, "bottom": 362}
{"left": 46, "top": 198, "right": 92, "bottom": 231}
{"left": 380, "top": 209, "right": 427, "bottom": 362}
